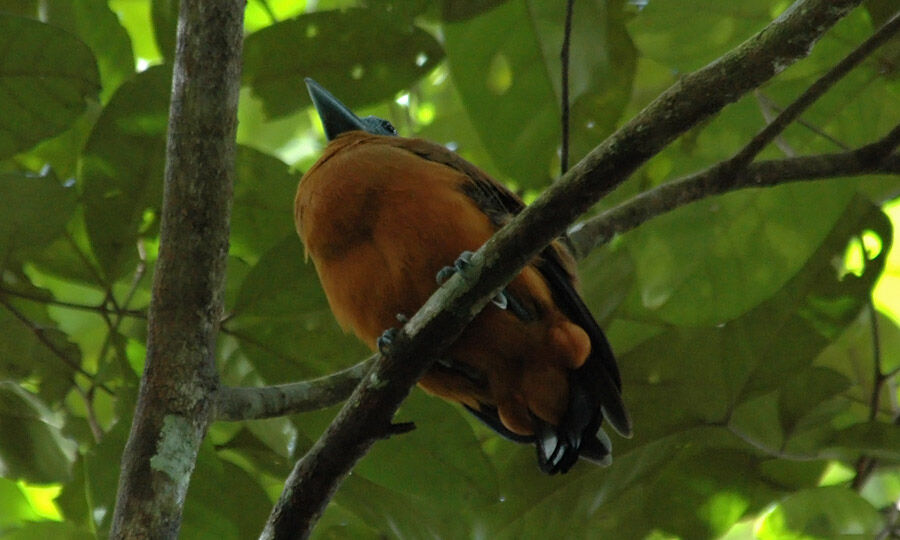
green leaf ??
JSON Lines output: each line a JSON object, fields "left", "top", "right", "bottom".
{"left": 81, "top": 65, "right": 170, "bottom": 281}
{"left": 0, "top": 477, "right": 42, "bottom": 529}
{"left": 313, "top": 501, "right": 381, "bottom": 540}
{"left": 443, "top": 0, "right": 558, "bottom": 187}
{"left": 776, "top": 366, "right": 852, "bottom": 435}
{"left": 0, "top": 15, "right": 100, "bottom": 159}
{"left": 243, "top": 8, "right": 444, "bottom": 119}
{"left": 757, "top": 459, "right": 830, "bottom": 491}
{"left": 230, "top": 146, "right": 301, "bottom": 264}
{"left": 353, "top": 391, "right": 498, "bottom": 510}
{"left": 482, "top": 431, "right": 683, "bottom": 538}
{"left": 439, "top": 0, "right": 510, "bottom": 22}
{"left": 628, "top": 0, "right": 781, "bottom": 72}
{"left": 55, "top": 414, "right": 130, "bottom": 533}
{"left": 334, "top": 474, "right": 452, "bottom": 538}
{"left": 0, "top": 170, "right": 77, "bottom": 265}
{"left": 825, "top": 422, "right": 900, "bottom": 461}
{"left": 181, "top": 441, "right": 272, "bottom": 540}
{"left": 2, "top": 521, "right": 94, "bottom": 540}
{"left": 596, "top": 197, "right": 888, "bottom": 459}
{"left": 228, "top": 235, "right": 370, "bottom": 381}
{"left": 215, "top": 427, "right": 298, "bottom": 479}
{"left": 151, "top": 0, "right": 179, "bottom": 62}
{"left": 42, "top": 0, "right": 135, "bottom": 101}
{"left": 244, "top": 417, "right": 298, "bottom": 461}
{"left": 757, "top": 486, "right": 882, "bottom": 539}
{"left": 0, "top": 383, "right": 75, "bottom": 483}
{"left": 0, "top": 0, "right": 37, "bottom": 16}
{"left": 625, "top": 181, "right": 860, "bottom": 326}
{"left": 106, "top": 0, "right": 161, "bottom": 64}
{"left": 0, "top": 273, "right": 83, "bottom": 405}
{"left": 527, "top": 0, "right": 638, "bottom": 165}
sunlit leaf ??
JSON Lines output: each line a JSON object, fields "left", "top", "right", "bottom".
{"left": 757, "top": 486, "right": 882, "bottom": 539}
{"left": 0, "top": 478, "right": 42, "bottom": 529}
{"left": 0, "top": 383, "right": 76, "bottom": 483}
{"left": 624, "top": 181, "right": 863, "bottom": 326}
{"left": 55, "top": 410, "right": 131, "bottom": 533}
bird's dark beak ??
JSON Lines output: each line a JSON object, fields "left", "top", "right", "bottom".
{"left": 305, "top": 78, "right": 368, "bottom": 141}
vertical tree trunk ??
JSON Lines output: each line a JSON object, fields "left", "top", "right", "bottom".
{"left": 110, "top": 1, "right": 244, "bottom": 537}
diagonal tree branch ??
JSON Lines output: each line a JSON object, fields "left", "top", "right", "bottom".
{"left": 217, "top": 0, "right": 899, "bottom": 426}
{"left": 110, "top": 1, "right": 245, "bottom": 537}
{"left": 569, "top": 128, "right": 900, "bottom": 256}
{"left": 261, "top": 1, "right": 866, "bottom": 537}
{"left": 729, "top": 10, "right": 899, "bottom": 170}
{"left": 215, "top": 10, "right": 900, "bottom": 424}
{"left": 216, "top": 150, "right": 897, "bottom": 423}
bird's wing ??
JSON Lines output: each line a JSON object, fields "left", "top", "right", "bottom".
{"left": 396, "top": 138, "right": 632, "bottom": 449}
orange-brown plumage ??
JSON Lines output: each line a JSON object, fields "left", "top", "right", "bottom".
{"left": 295, "top": 128, "right": 630, "bottom": 474}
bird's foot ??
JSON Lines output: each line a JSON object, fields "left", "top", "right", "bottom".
{"left": 377, "top": 313, "right": 409, "bottom": 355}
{"left": 436, "top": 250, "right": 476, "bottom": 284}
{"left": 436, "top": 251, "right": 509, "bottom": 310}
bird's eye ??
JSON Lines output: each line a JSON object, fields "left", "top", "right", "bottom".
{"left": 361, "top": 115, "right": 397, "bottom": 136}
{"left": 378, "top": 119, "right": 397, "bottom": 135}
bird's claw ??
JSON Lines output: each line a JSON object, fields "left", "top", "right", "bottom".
{"left": 436, "top": 250, "right": 476, "bottom": 285}
{"left": 377, "top": 327, "right": 398, "bottom": 355}
{"left": 436, "top": 251, "right": 509, "bottom": 310}
{"left": 377, "top": 313, "right": 409, "bottom": 354}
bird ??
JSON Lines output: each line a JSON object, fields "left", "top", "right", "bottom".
{"left": 294, "top": 78, "right": 631, "bottom": 474}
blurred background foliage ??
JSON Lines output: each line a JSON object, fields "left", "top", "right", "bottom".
{"left": 0, "top": 0, "right": 898, "bottom": 538}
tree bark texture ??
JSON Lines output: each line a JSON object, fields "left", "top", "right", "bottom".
{"left": 110, "top": 1, "right": 245, "bottom": 538}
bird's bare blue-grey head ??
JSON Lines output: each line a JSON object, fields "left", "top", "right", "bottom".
{"left": 305, "top": 78, "right": 397, "bottom": 140}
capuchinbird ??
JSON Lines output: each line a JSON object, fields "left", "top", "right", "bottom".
{"left": 294, "top": 78, "right": 631, "bottom": 474}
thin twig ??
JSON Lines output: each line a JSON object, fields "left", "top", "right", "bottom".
{"left": 0, "top": 294, "right": 112, "bottom": 390}
{"left": 560, "top": 0, "right": 575, "bottom": 175}
{"left": 851, "top": 279, "right": 886, "bottom": 491}
{"left": 96, "top": 239, "right": 150, "bottom": 386}
{"left": 754, "top": 90, "right": 798, "bottom": 156}
{"left": 569, "top": 127, "right": 900, "bottom": 257}
{"left": 0, "top": 285, "right": 146, "bottom": 318}
{"left": 755, "top": 91, "right": 851, "bottom": 151}
{"left": 866, "top": 296, "right": 883, "bottom": 422}
{"left": 74, "top": 384, "right": 103, "bottom": 443}
{"left": 728, "top": 11, "right": 900, "bottom": 170}
{"left": 64, "top": 231, "right": 106, "bottom": 287}
{"left": 257, "top": 0, "right": 278, "bottom": 23}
